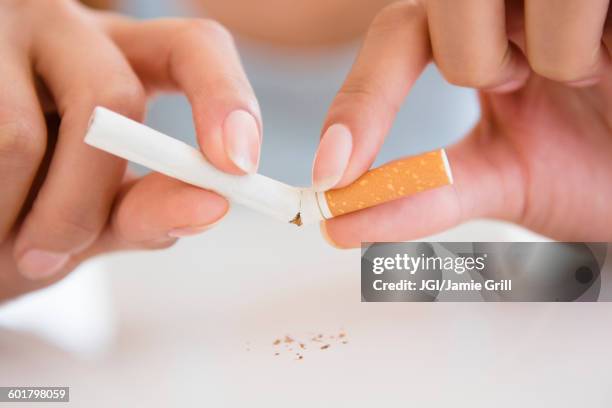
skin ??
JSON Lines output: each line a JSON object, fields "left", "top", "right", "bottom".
{"left": 0, "top": 0, "right": 261, "bottom": 299}
{"left": 314, "top": 0, "right": 612, "bottom": 246}
{"left": 1, "top": 0, "right": 610, "bottom": 299}
{"left": 193, "top": 0, "right": 394, "bottom": 46}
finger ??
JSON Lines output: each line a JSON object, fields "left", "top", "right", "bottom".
{"left": 5, "top": 172, "right": 228, "bottom": 286}
{"left": 105, "top": 17, "right": 261, "bottom": 175}
{"left": 312, "top": 1, "right": 430, "bottom": 191}
{"left": 72, "top": 173, "right": 229, "bottom": 263}
{"left": 426, "top": 0, "right": 530, "bottom": 91}
{"left": 14, "top": 1, "right": 146, "bottom": 280}
{"left": 525, "top": 0, "right": 611, "bottom": 86}
{"left": 109, "top": 172, "right": 229, "bottom": 246}
{"left": 0, "top": 45, "right": 46, "bottom": 242}
{"left": 321, "top": 126, "right": 527, "bottom": 248}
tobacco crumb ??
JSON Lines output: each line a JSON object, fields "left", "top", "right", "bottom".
{"left": 289, "top": 213, "right": 302, "bottom": 226}
{"left": 272, "top": 330, "right": 348, "bottom": 359}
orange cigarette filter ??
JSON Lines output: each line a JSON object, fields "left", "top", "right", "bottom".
{"left": 298, "top": 149, "right": 453, "bottom": 224}
{"left": 325, "top": 149, "right": 452, "bottom": 216}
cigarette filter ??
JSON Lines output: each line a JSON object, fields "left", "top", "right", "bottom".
{"left": 85, "top": 107, "right": 453, "bottom": 226}
{"left": 297, "top": 149, "right": 453, "bottom": 225}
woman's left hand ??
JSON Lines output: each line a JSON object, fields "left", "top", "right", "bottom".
{"left": 312, "top": 0, "right": 612, "bottom": 247}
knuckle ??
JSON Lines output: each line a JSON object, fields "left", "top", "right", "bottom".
{"left": 337, "top": 79, "right": 400, "bottom": 115}
{"left": 89, "top": 79, "right": 147, "bottom": 120}
{"left": 439, "top": 63, "right": 503, "bottom": 88}
{"left": 437, "top": 47, "right": 516, "bottom": 88}
{"left": 0, "top": 117, "right": 45, "bottom": 161}
{"left": 194, "top": 73, "right": 253, "bottom": 104}
{"left": 47, "top": 205, "right": 104, "bottom": 246}
{"left": 529, "top": 53, "right": 598, "bottom": 83}
{"left": 338, "top": 81, "right": 379, "bottom": 105}
{"left": 19, "top": 204, "right": 103, "bottom": 254}
{"left": 370, "top": 0, "right": 425, "bottom": 33}
{"left": 179, "top": 18, "right": 233, "bottom": 42}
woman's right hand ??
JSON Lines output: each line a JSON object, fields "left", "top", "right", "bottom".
{"left": 1, "top": 0, "right": 261, "bottom": 300}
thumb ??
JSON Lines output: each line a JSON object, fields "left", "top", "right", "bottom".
{"left": 321, "top": 129, "right": 527, "bottom": 247}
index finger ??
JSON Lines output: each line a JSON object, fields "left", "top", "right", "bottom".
{"left": 312, "top": 1, "right": 431, "bottom": 191}
{"left": 104, "top": 17, "right": 262, "bottom": 175}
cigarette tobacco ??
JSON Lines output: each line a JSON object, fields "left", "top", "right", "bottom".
{"left": 272, "top": 331, "right": 348, "bottom": 360}
{"left": 86, "top": 107, "right": 453, "bottom": 226}
{"left": 289, "top": 213, "right": 302, "bottom": 226}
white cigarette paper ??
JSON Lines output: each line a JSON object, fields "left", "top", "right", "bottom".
{"left": 85, "top": 107, "right": 310, "bottom": 224}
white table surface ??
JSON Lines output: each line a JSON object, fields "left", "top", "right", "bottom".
{"left": 1, "top": 208, "right": 611, "bottom": 407}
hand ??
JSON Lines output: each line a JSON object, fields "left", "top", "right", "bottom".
{"left": 1, "top": 0, "right": 261, "bottom": 299}
{"left": 312, "top": 0, "right": 612, "bottom": 247}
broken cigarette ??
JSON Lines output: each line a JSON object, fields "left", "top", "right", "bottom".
{"left": 85, "top": 107, "right": 453, "bottom": 226}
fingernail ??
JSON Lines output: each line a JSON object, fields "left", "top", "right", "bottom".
{"left": 18, "top": 249, "right": 69, "bottom": 280}
{"left": 167, "top": 212, "right": 227, "bottom": 238}
{"left": 168, "top": 225, "right": 212, "bottom": 238}
{"left": 223, "top": 110, "right": 260, "bottom": 174}
{"left": 319, "top": 221, "right": 345, "bottom": 249}
{"left": 312, "top": 124, "right": 352, "bottom": 192}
